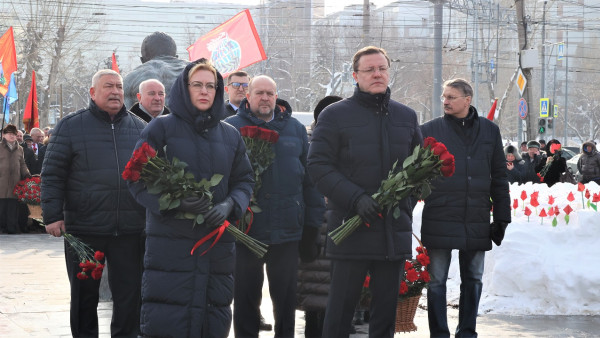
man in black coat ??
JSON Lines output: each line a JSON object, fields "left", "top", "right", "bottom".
{"left": 42, "top": 69, "right": 147, "bottom": 337}
{"left": 521, "top": 140, "right": 545, "bottom": 183}
{"left": 308, "top": 46, "right": 422, "bottom": 338}
{"left": 420, "top": 78, "right": 511, "bottom": 337}
{"left": 129, "top": 79, "right": 170, "bottom": 123}
{"left": 224, "top": 70, "right": 250, "bottom": 116}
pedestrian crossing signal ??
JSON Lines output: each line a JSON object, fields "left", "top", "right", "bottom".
{"left": 538, "top": 118, "right": 546, "bottom": 134}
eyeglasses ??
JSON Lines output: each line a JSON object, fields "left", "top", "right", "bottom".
{"left": 440, "top": 95, "right": 468, "bottom": 102}
{"left": 189, "top": 81, "right": 216, "bottom": 92}
{"left": 357, "top": 66, "right": 389, "bottom": 75}
{"left": 229, "top": 82, "right": 249, "bottom": 90}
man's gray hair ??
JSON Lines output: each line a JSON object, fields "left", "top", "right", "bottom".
{"left": 138, "top": 79, "right": 165, "bottom": 94}
{"left": 92, "top": 69, "right": 123, "bottom": 88}
{"left": 442, "top": 78, "right": 473, "bottom": 97}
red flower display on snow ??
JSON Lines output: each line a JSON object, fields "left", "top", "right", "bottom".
{"left": 554, "top": 206, "right": 560, "bottom": 216}
{"left": 513, "top": 199, "right": 519, "bottom": 210}
{"left": 593, "top": 193, "right": 600, "bottom": 203}
{"left": 577, "top": 182, "right": 585, "bottom": 192}
{"left": 530, "top": 196, "right": 540, "bottom": 208}
{"left": 567, "top": 192, "right": 575, "bottom": 202}
{"left": 520, "top": 190, "right": 527, "bottom": 201}
{"left": 524, "top": 207, "right": 532, "bottom": 217}
{"left": 585, "top": 189, "right": 591, "bottom": 200}
{"left": 563, "top": 205, "right": 573, "bottom": 215}
{"left": 548, "top": 195, "right": 555, "bottom": 205}
{"left": 548, "top": 207, "right": 555, "bottom": 216}
{"left": 531, "top": 191, "right": 539, "bottom": 199}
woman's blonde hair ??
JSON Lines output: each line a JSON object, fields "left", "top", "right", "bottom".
{"left": 188, "top": 62, "right": 217, "bottom": 83}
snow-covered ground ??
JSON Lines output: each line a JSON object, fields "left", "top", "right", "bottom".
{"left": 412, "top": 181, "right": 600, "bottom": 315}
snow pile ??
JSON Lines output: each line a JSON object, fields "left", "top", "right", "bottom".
{"left": 412, "top": 182, "right": 600, "bottom": 315}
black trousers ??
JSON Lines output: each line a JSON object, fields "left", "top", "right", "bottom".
{"left": 234, "top": 241, "right": 299, "bottom": 338}
{"left": 64, "top": 233, "right": 144, "bottom": 338}
{"left": 0, "top": 198, "right": 19, "bottom": 233}
{"left": 322, "top": 259, "right": 403, "bottom": 338}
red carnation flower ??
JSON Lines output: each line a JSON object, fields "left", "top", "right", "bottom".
{"left": 416, "top": 253, "right": 430, "bottom": 266}
{"left": 363, "top": 275, "right": 370, "bottom": 288}
{"left": 77, "top": 272, "right": 89, "bottom": 280}
{"left": 420, "top": 270, "right": 431, "bottom": 282}
{"left": 399, "top": 281, "right": 408, "bottom": 294}
{"left": 406, "top": 269, "right": 419, "bottom": 282}
{"left": 91, "top": 269, "right": 103, "bottom": 280}
{"left": 404, "top": 261, "right": 413, "bottom": 270}
{"left": 94, "top": 251, "right": 104, "bottom": 261}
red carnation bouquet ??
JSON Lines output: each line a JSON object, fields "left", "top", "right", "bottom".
{"left": 62, "top": 231, "right": 105, "bottom": 281}
{"left": 400, "top": 244, "right": 430, "bottom": 300}
{"left": 13, "top": 176, "right": 41, "bottom": 205}
{"left": 329, "top": 137, "right": 455, "bottom": 245}
{"left": 122, "top": 142, "right": 267, "bottom": 257}
{"left": 237, "top": 126, "right": 279, "bottom": 232}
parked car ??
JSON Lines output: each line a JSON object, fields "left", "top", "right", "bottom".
{"left": 561, "top": 147, "right": 578, "bottom": 161}
{"left": 567, "top": 154, "right": 582, "bottom": 182}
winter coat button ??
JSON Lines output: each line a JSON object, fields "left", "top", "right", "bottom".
{"left": 265, "top": 193, "right": 271, "bottom": 199}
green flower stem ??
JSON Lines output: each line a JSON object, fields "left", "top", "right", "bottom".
{"left": 226, "top": 225, "right": 268, "bottom": 258}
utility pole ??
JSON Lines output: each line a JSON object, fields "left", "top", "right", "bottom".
{"left": 362, "top": 0, "right": 370, "bottom": 47}
{"left": 541, "top": 0, "right": 547, "bottom": 99}
{"left": 432, "top": 0, "right": 443, "bottom": 118}
{"left": 515, "top": 0, "right": 535, "bottom": 141}
{"left": 564, "top": 28, "right": 569, "bottom": 146}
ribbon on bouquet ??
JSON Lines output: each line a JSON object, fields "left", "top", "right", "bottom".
{"left": 191, "top": 221, "right": 230, "bottom": 256}
{"left": 190, "top": 207, "right": 256, "bottom": 256}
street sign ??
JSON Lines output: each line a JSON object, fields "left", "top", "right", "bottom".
{"left": 518, "top": 98, "right": 528, "bottom": 120}
{"left": 558, "top": 43, "right": 564, "bottom": 60}
{"left": 516, "top": 68, "right": 527, "bottom": 96}
{"left": 553, "top": 104, "right": 559, "bottom": 118}
{"left": 540, "top": 98, "right": 549, "bottom": 117}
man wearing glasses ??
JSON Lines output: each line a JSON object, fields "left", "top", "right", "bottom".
{"left": 308, "top": 46, "right": 422, "bottom": 337}
{"left": 421, "top": 78, "right": 511, "bottom": 337}
{"left": 224, "top": 70, "right": 250, "bottom": 116}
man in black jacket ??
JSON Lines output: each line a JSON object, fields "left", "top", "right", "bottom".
{"left": 129, "top": 78, "right": 170, "bottom": 123}
{"left": 42, "top": 69, "right": 147, "bottom": 337}
{"left": 308, "top": 46, "right": 422, "bottom": 337}
{"left": 224, "top": 70, "right": 250, "bottom": 116}
{"left": 420, "top": 78, "right": 511, "bottom": 338}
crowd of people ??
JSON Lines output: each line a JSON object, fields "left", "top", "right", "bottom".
{"left": 1, "top": 39, "right": 600, "bottom": 338}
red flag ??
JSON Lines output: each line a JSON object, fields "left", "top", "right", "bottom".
{"left": 486, "top": 98, "right": 498, "bottom": 121}
{"left": 0, "top": 27, "right": 18, "bottom": 96}
{"left": 23, "top": 70, "right": 39, "bottom": 133}
{"left": 187, "top": 9, "right": 267, "bottom": 77}
{"left": 111, "top": 53, "right": 120, "bottom": 74}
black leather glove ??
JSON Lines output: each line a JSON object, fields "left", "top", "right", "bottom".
{"left": 204, "top": 197, "right": 234, "bottom": 227}
{"left": 176, "top": 195, "right": 211, "bottom": 214}
{"left": 490, "top": 222, "right": 509, "bottom": 246}
{"left": 355, "top": 194, "right": 381, "bottom": 224}
{"left": 298, "top": 226, "right": 321, "bottom": 263}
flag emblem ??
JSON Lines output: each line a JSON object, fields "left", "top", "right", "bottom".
{"left": 209, "top": 33, "right": 242, "bottom": 75}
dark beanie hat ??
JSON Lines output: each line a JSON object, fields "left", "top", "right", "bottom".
{"left": 527, "top": 140, "right": 541, "bottom": 149}
{"left": 2, "top": 124, "right": 17, "bottom": 135}
{"left": 314, "top": 95, "right": 343, "bottom": 123}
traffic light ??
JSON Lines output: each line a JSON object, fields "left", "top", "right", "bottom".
{"left": 547, "top": 118, "right": 553, "bottom": 129}
{"left": 538, "top": 118, "right": 546, "bottom": 134}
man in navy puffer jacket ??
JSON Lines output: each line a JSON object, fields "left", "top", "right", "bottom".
{"left": 42, "top": 69, "right": 147, "bottom": 337}
{"left": 226, "top": 75, "right": 325, "bottom": 338}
